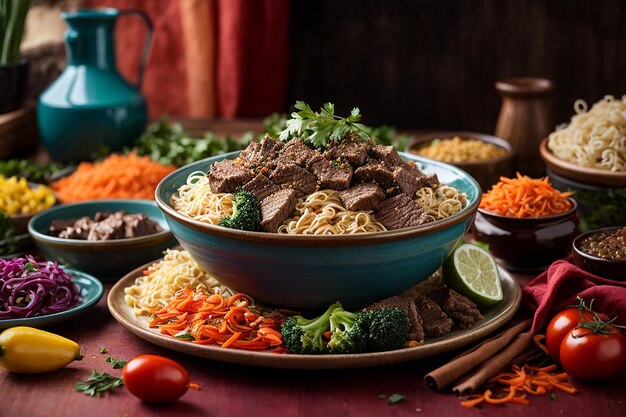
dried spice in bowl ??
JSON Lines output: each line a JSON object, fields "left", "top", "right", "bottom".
{"left": 579, "top": 227, "right": 626, "bottom": 261}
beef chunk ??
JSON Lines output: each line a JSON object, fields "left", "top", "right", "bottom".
{"left": 425, "top": 288, "right": 482, "bottom": 330}
{"left": 339, "top": 183, "right": 385, "bottom": 211}
{"left": 402, "top": 162, "right": 440, "bottom": 190}
{"left": 87, "top": 212, "right": 125, "bottom": 241}
{"left": 122, "top": 213, "right": 163, "bottom": 238}
{"left": 413, "top": 293, "right": 453, "bottom": 337}
{"left": 323, "top": 135, "right": 369, "bottom": 166}
{"left": 309, "top": 157, "right": 353, "bottom": 191}
{"left": 369, "top": 144, "right": 404, "bottom": 168}
{"left": 374, "top": 194, "right": 430, "bottom": 230}
{"left": 366, "top": 295, "right": 424, "bottom": 342}
{"left": 353, "top": 160, "right": 396, "bottom": 191}
{"left": 55, "top": 216, "right": 93, "bottom": 239}
{"left": 242, "top": 173, "right": 281, "bottom": 201}
{"left": 260, "top": 189, "right": 298, "bottom": 232}
{"left": 270, "top": 163, "right": 317, "bottom": 197}
{"left": 393, "top": 167, "right": 420, "bottom": 197}
{"left": 419, "top": 173, "right": 440, "bottom": 188}
{"left": 277, "top": 139, "right": 321, "bottom": 167}
{"left": 239, "top": 135, "right": 283, "bottom": 172}
{"left": 208, "top": 160, "right": 253, "bottom": 193}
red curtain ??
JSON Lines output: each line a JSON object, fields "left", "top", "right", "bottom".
{"left": 85, "top": 0, "right": 290, "bottom": 118}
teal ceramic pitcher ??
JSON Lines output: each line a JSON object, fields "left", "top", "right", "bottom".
{"left": 38, "top": 9, "right": 152, "bottom": 163}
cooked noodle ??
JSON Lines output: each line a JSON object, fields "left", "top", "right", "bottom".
{"left": 124, "top": 249, "right": 228, "bottom": 316}
{"left": 277, "top": 190, "right": 387, "bottom": 234}
{"left": 172, "top": 172, "right": 234, "bottom": 224}
{"left": 547, "top": 95, "right": 626, "bottom": 171}
{"left": 173, "top": 172, "right": 468, "bottom": 235}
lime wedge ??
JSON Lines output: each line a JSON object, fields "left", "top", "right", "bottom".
{"left": 442, "top": 243, "right": 503, "bottom": 307}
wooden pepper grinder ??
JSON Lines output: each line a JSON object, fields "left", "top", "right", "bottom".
{"left": 495, "top": 78, "right": 554, "bottom": 177}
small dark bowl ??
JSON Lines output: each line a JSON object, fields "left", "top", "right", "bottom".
{"left": 28, "top": 199, "right": 179, "bottom": 282}
{"left": 572, "top": 227, "right": 626, "bottom": 280}
{"left": 406, "top": 131, "right": 515, "bottom": 192}
{"left": 472, "top": 198, "right": 579, "bottom": 272}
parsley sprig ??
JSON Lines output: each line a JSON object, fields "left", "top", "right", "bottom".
{"left": 279, "top": 101, "right": 370, "bottom": 148}
{"left": 74, "top": 369, "right": 124, "bottom": 397}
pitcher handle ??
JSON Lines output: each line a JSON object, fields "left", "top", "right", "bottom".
{"left": 118, "top": 10, "right": 153, "bottom": 88}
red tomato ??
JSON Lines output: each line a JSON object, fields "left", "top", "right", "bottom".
{"left": 123, "top": 355, "right": 189, "bottom": 403}
{"left": 560, "top": 326, "right": 626, "bottom": 381}
{"left": 545, "top": 308, "right": 594, "bottom": 362}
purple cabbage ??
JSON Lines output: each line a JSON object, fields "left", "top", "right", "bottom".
{"left": 0, "top": 256, "right": 80, "bottom": 319}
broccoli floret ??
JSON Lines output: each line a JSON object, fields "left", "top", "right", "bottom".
{"left": 327, "top": 309, "right": 369, "bottom": 354}
{"left": 366, "top": 307, "right": 408, "bottom": 352}
{"left": 281, "top": 302, "right": 341, "bottom": 354}
{"left": 219, "top": 190, "right": 261, "bottom": 231}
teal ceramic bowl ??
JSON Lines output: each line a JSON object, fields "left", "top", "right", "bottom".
{"left": 156, "top": 152, "right": 481, "bottom": 309}
{"left": 28, "top": 200, "right": 179, "bottom": 282}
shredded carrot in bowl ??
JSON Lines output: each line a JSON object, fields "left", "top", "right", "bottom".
{"left": 479, "top": 173, "right": 573, "bottom": 218}
{"left": 50, "top": 152, "right": 175, "bottom": 202}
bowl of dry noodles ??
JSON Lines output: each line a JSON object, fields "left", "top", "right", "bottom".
{"left": 540, "top": 95, "right": 626, "bottom": 188}
{"left": 155, "top": 138, "right": 481, "bottom": 309}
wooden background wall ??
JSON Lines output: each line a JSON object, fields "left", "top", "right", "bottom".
{"left": 286, "top": 0, "right": 626, "bottom": 132}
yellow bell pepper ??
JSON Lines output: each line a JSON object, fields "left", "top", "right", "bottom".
{"left": 0, "top": 326, "right": 82, "bottom": 374}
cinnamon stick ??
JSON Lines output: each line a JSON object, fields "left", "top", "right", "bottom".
{"left": 424, "top": 318, "right": 531, "bottom": 391}
{"left": 452, "top": 331, "right": 532, "bottom": 396}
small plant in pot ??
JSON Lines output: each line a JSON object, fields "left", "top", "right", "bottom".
{"left": 0, "top": 0, "right": 31, "bottom": 114}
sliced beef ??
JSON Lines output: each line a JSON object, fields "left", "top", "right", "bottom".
{"left": 374, "top": 194, "right": 430, "bottom": 230}
{"left": 308, "top": 157, "right": 353, "bottom": 191}
{"left": 369, "top": 144, "right": 404, "bottom": 168}
{"left": 393, "top": 166, "right": 420, "bottom": 197}
{"left": 270, "top": 163, "right": 317, "bottom": 197}
{"left": 353, "top": 160, "right": 396, "bottom": 191}
{"left": 339, "top": 183, "right": 385, "bottom": 211}
{"left": 425, "top": 288, "right": 482, "bottom": 330}
{"left": 242, "top": 173, "right": 281, "bottom": 201}
{"left": 323, "top": 135, "right": 369, "bottom": 166}
{"left": 419, "top": 173, "right": 440, "bottom": 188}
{"left": 239, "top": 135, "right": 283, "bottom": 172}
{"left": 413, "top": 293, "right": 453, "bottom": 337}
{"left": 402, "top": 162, "right": 440, "bottom": 190}
{"left": 277, "top": 139, "right": 321, "bottom": 167}
{"left": 208, "top": 160, "right": 253, "bottom": 193}
{"left": 260, "top": 189, "right": 298, "bottom": 232}
{"left": 366, "top": 295, "right": 424, "bottom": 342}
{"left": 52, "top": 211, "right": 163, "bottom": 241}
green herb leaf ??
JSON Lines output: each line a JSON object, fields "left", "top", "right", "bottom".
{"left": 388, "top": 393, "right": 406, "bottom": 405}
{"left": 279, "top": 101, "right": 371, "bottom": 148}
{"left": 74, "top": 369, "right": 124, "bottom": 397}
{"left": 98, "top": 347, "right": 107, "bottom": 354}
{"left": 23, "top": 262, "right": 37, "bottom": 272}
{"left": 105, "top": 357, "right": 128, "bottom": 369}
{"left": 550, "top": 393, "right": 557, "bottom": 401}
{"left": 174, "top": 332, "right": 196, "bottom": 341}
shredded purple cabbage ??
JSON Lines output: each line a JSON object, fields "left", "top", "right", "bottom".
{"left": 0, "top": 256, "right": 80, "bottom": 319}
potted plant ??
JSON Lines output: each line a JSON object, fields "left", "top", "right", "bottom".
{"left": 0, "top": 0, "right": 31, "bottom": 114}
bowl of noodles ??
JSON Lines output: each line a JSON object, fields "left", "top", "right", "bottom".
{"left": 540, "top": 95, "right": 626, "bottom": 188}
{"left": 155, "top": 140, "right": 481, "bottom": 309}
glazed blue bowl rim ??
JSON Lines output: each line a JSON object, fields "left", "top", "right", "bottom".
{"left": 28, "top": 199, "right": 174, "bottom": 247}
{"left": 155, "top": 151, "right": 481, "bottom": 244}
{"left": 572, "top": 226, "right": 626, "bottom": 265}
{"left": 477, "top": 198, "right": 578, "bottom": 223}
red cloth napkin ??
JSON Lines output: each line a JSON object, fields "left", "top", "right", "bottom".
{"left": 522, "top": 259, "right": 626, "bottom": 334}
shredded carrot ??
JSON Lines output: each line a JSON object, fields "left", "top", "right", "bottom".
{"left": 532, "top": 334, "right": 549, "bottom": 354}
{"left": 460, "top": 352, "right": 578, "bottom": 408}
{"left": 479, "top": 173, "right": 572, "bottom": 218}
{"left": 50, "top": 151, "right": 175, "bottom": 202}
{"left": 188, "top": 383, "right": 201, "bottom": 391}
{"left": 149, "top": 288, "right": 285, "bottom": 352}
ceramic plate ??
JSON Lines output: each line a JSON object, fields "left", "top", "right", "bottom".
{"left": 108, "top": 264, "right": 521, "bottom": 369}
{"left": 0, "top": 268, "right": 104, "bottom": 329}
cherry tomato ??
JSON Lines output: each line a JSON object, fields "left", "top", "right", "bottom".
{"left": 545, "top": 308, "right": 594, "bottom": 362}
{"left": 123, "top": 354, "right": 189, "bottom": 403}
{"left": 560, "top": 326, "right": 626, "bottom": 381}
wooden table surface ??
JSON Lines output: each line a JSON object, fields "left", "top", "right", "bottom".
{"left": 3, "top": 119, "right": 626, "bottom": 417}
